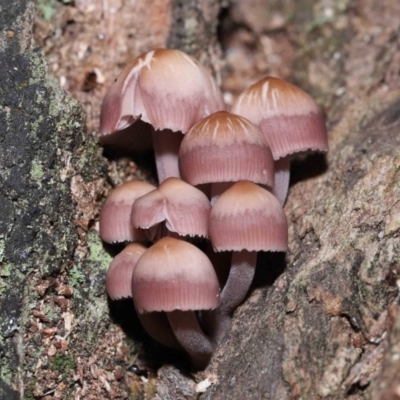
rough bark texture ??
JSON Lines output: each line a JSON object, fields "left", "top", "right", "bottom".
{"left": 0, "top": 1, "right": 108, "bottom": 399}
{"left": 1, "top": 0, "right": 400, "bottom": 399}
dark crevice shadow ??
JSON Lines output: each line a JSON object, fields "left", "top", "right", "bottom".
{"left": 289, "top": 152, "right": 328, "bottom": 186}
{"left": 100, "top": 120, "right": 158, "bottom": 181}
{"left": 102, "top": 147, "right": 158, "bottom": 183}
{"left": 252, "top": 251, "right": 287, "bottom": 289}
{"left": 102, "top": 241, "right": 125, "bottom": 258}
{"left": 108, "top": 298, "right": 191, "bottom": 373}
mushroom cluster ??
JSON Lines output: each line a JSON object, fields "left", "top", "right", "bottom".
{"left": 98, "top": 49, "right": 328, "bottom": 369}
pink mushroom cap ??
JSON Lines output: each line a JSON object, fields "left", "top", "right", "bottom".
{"left": 209, "top": 181, "right": 288, "bottom": 252}
{"left": 105, "top": 243, "right": 147, "bottom": 300}
{"left": 131, "top": 177, "right": 211, "bottom": 238}
{"left": 231, "top": 77, "right": 328, "bottom": 160}
{"left": 132, "top": 237, "right": 220, "bottom": 313}
{"left": 179, "top": 111, "right": 274, "bottom": 187}
{"left": 99, "top": 49, "right": 226, "bottom": 136}
{"left": 99, "top": 180, "right": 156, "bottom": 243}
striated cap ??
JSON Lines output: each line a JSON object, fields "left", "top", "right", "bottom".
{"left": 99, "top": 56, "right": 144, "bottom": 136}
{"left": 99, "top": 180, "right": 156, "bottom": 243}
{"left": 131, "top": 178, "right": 211, "bottom": 238}
{"left": 231, "top": 77, "right": 328, "bottom": 160}
{"left": 131, "top": 237, "right": 220, "bottom": 313}
{"left": 106, "top": 243, "right": 147, "bottom": 300}
{"left": 99, "top": 49, "right": 225, "bottom": 136}
{"left": 179, "top": 111, "right": 274, "bottom": 187}
{"left": 209, "top": 181, "right": 288, "bottom": 252}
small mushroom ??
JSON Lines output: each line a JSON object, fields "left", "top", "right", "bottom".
{"left": 106, "top": 243, "right": 147, "bottom": 300}
{"left": 231, "top": 77, "right": 328, "bottom": 204}
{"left": 105, "top": 242, "right": 181, "bottom": 349}
{"left": 130, "top": 177, "right": 211, "bottom": 240}
{"left": 99, "top": 180, "right": 156, "bottom": 244}
{"left": 208, "top": 181, "right": 287, "bottom": 340}
{"left": 131, "top": 237, "right": 220, "bottom": 369}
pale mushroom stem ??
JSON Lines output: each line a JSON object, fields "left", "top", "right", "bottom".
{"left": 152, "top": 129, "right": 183, "bottom": 183}
{"left": 272, "top": 155, "right": 291, "bottom": 205}
{"left": 208, "top": 250, "right": 257, "bottom": 342}
{"left": 210, "top": 182, "right": 234, "bottom": 206}
{"left": 167, "top": 310, "right": 216, "bottom": 370}
{"left": 137, "top": 310, "right": 182, "bottom": 350}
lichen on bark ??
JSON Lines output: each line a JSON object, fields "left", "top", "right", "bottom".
{"left": 0, "top": 1, "right": 108, "bottom": 398}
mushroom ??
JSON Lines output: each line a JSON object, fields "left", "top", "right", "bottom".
{"left": 208, "top": 181, "right": 287, "bottom": 340}
{"left": 99, "top": 180, "right": 156, "bottom": 244}
{"left": 130, "top": 177, "right": 211, "bottom": 241}
{"left": 99, "top": 49, "right": 226, "bottom": 183}
{"left": 179, "top": 111, "right": 274, "bottom": 204}
{"left": 105, "top": 243, "right": 181, "bottom": 349}
{"left": 131, "top": 237, "right": 220, "bottom": 369}
{"left": 106, "top": 243, "right": 147, "bottom": 300}
{"left": 231, "top": 77, "right": 328, "bottom": 204}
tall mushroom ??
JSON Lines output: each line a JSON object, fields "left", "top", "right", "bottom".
{"left": 208, "top": 181, "right": 287, "bottom": 340}
{"left": 99, "top": 49, "right": 226, "bottom": 183}
{"left": 131, "top": 237, "right": 220, "bottom": 369}
{"left": 231, "top": 76, "right": 328, "bottom": 204}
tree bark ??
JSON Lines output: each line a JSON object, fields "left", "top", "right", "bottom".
{"left": 1, "top": 0, "right": 400, "bottom": 400}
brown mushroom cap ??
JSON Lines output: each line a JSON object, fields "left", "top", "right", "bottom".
{"left": 209, "top": 181, "right": 288, "bottom": 252}
{"left": 99, "top": 49, "right": 225, "bottom": 136}
{"left": 131, "top": 177, "right": 211, "bottom": 238}
{"left": 231, "top": 77, "right": 328, "bottom": 160}
{"left": 99, "top": 180, "right": 156, "bottom": 243}
{"left": 179, "top": 111, "right": 274, "bottom": 187}
{"left": 132, "top": 237, "right": 220, "bottom": 313}
{"left": 105, "top": 243, "right": 147, "bottom": 300}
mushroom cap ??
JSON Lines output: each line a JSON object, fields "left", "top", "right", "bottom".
{"left": 106, "top": 243, "right": 147, "bottom": 300}
{"left": 99, "top": 55, "right": 144, "bottom": 135}
{"left": 131, "top": 178, "right": 211, "bottom": 238}
{"left": 179, "top": 111, "right": 274, "bottom": 187}
{"left": 99, "top": 180, "right": 156, "bottom": 243}
{"left": 209, "top": 181, "right": 288, "bottom": 252}
{"left": 231, "top": 77, "right": 328, "bottom": 160}
{"left": 132, "top": 237, "right": 220, "bottom": 313}
{"left": 99, "top": 49, "right": 225, "bottom": 137}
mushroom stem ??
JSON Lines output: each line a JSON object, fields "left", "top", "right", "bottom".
{"left": 220, "top": 250, "right": 257, "bottom": 313}
{"left": 167, "top": 310, "right": 215, "bottom": 370}
{"left": 137, "top": 311, "right": 182, "bottom": 350}
{"left": 152, "top": 129, "right": 183, "bottom": 183}
{"left": 210, "top": 182, "right": 233, "bottom": 206}
{"left": 208, "top": 250, "right": 257, "bottom": 341}
{"left": 272, "top": 155, "right": 291, "bottom": 205}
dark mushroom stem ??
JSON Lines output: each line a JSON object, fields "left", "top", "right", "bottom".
{"left": 167, "top": 310, "right": 216, "bottom": 370}
{"left": 220, "top": 250, "right": 257, "bottom": 314}
{"left": 152, "top": 129, "right": 183, "bottom": 183}
{"left": 207, "top": 250, "right": 257, "bottom": 342}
